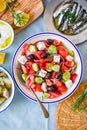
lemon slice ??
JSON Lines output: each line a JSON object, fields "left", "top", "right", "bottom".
{"left": 0, "top": 0, "right": 6, "bottom": 12}
{"left": 13, "top": 10, "right": 29, "bottom": 27}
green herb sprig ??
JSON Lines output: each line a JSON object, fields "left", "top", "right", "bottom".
{"left": 72, "top": 89, "right": 87, "bottom": 111}
{"left": 78, "top": 103, "right": 87, "bottom": 112}
{"left": 61, "top": 8, "right": 76, "bottom": 23}
{"left": 5, "top": 1, "right": 29, "bottom": 27}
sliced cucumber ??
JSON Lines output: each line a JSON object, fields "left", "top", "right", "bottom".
{"left": 30, "top": 44, "right": 37, "bottom": 52}
{"left": 46, "top": 63, "right": 53, "bottom": 72}
{"left": 35, "top": 76, "right": 43, "bottom": 84}
{"left": 52, "top": 64, "right": 60, "bottom": 72}
{"left": 32, "top": 63, "right": 39, "bottom": 72}
{"left": 42, "top": 92, "right": 50, "bottom": 99}
{"left": 48, "top": 45, "right": 57, "bottom": 54}
{"left": 74, "top": 62, "right": 77, "bottom": 70}
{"left": 22, "top": 73, "right": 28, "bottom": 82}
{"left": 62, "top": 71, "right": 71, "bottom": 81}
{"left": 68, "top": 50, "right": 74, "bottom": 57}
{"left": 61, "top": 78, "right": 65, "bottom": 83}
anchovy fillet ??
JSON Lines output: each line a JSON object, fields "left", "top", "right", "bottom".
{"left": 76, "top": 7, "right": 84, "bottom": 22}
{"left": 62, "top": 19, "right": 68, "bottom": 31}
{"left": 74, "top": 22, "right": 87, "bottom": 34}
{"left": 75, "top": 4, "right": 81, "bottom": 17}
{"left": 53, "top": 3, "right": 71, "bottom": 18}
{"left": 72, "top": 21, "right": 82, "bottom": 30}
{"left": 71, "top": 3, "right": 77, "bottom": 14}
{"left": 58, "top": 7, "right": 70, "bottom": 28}
{"left": 73, "top": 13, "right": 87, "bottom": 31}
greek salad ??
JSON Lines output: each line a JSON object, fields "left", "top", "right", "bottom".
{"left": 18, "top": 39, "right": 78, "bottom": 99}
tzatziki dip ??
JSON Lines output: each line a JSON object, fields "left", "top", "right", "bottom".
{"left": 0, "top": 20, "right": 14, "bottom": 50}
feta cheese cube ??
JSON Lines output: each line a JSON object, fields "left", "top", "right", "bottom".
{"left": 66, "top": 55, "right": 73, "bottom": 61}
{"left": 39, "top": 69, "right": 47, "bottom": 78}
{"left": 37, "top": 42, "right": 46, "bottom": 50}
{"left": 18, "top": 55, "right": 27, "bottom": 64}
{"left": 53, "top": 55, "right": 60, "bottom": 63}
{"left": 65, "top": 80, "right": 73, "bottom": 88}
{"left": 41, "top": 82, "right": 47, "bottom": 92}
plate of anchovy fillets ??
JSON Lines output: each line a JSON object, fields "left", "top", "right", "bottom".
{"left": 44, "top": 0, "right": 87, "bottom": 44}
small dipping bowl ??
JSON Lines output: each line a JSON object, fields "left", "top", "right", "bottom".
{"left": 0, "top": 20, "right": 14, "bottom": 51}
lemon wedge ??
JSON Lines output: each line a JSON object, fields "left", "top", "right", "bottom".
{"left": 0, "top": 0, "right": 6, "bottom": 12}
{"left": 13, "top": 10, "right": 29, "bottom": 27}
{"left": 0, "top": 52, "right": 6, "bottom": 64}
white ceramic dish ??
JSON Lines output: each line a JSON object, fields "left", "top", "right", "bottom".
{"left": 0, "top": 66, "right": 15, "bottom": 112}
{"left": 44, "top": 0, "right": 87, "bottom": 44}
{"left": 12, "top": 32, "right": 83, "bottom": 103}
{"left": 0, "top": 20, "right": 14, "bottom": 51}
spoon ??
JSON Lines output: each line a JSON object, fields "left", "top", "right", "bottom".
{"left": 28, "top": 85, "right": 49, "bottom": 118}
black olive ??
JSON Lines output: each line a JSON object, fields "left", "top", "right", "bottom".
{"left": 56, "top": 71, "right": 62, "bottom": 79}
{"left": 27, "top": 54, "right": 36, "bottom": 61}
{"left": 60, "top": 57, "right": 65, "bottom": 63}
{"left": 47, "top": 85, "right": 57, "bottom": 92}
{"left": 41, "top": 53, "right": 47, "bottom": 59}
{"left": 45, "top": 72, "right": 52, "bottom": 79}
{"left": 47, "top": 39, "right": 53, "bottom": 45}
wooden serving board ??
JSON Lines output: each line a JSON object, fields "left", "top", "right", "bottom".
{"left": 0, "top": 0, "right": 44, "bottom": 34}
{"left": 56, "top": 81, "right": 87, "bottom": 130}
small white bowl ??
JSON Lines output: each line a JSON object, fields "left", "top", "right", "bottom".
{"left": 0, "top": 20, "right": 14, "bottom": 51}
{"left": 12, "top": 32, "right": 83, "bottom": 103}
{"left": 0, "top": 66, "right": 15, "bottom": 112}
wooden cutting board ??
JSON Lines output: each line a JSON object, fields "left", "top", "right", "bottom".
{"left": 0, "top": 0, "right": 44, "bottom": 34}
{"left": 56, "top": 81, "right": 87, "bottom": 130}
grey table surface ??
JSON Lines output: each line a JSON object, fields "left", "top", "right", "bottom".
{"left": 0, "top": 0, "right": 87, "bottom": 130}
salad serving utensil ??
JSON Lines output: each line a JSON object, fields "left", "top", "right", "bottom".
{"left": 27, "top": 85, "right": 49, "bottom": 118}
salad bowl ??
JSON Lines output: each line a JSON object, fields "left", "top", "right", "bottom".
{"left": 12, "top": 32, "right": 83, "bottom": 103}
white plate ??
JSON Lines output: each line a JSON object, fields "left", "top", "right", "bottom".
{"left": 44, "top": 0, "right": 87, "bottom": 44}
